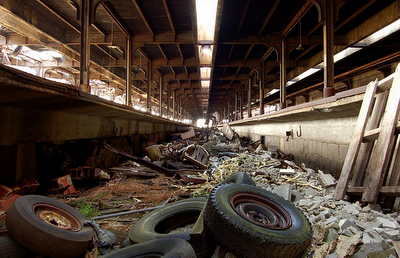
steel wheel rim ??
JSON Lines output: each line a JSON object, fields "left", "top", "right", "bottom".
{"left": 33, "top": 203, "right": 81, "bottom": 231}
{"left": 230, "top": 192, "right": 292, "bottom": 230}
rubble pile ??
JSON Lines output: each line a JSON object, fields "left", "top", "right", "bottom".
{"left": 2, "top": 126, "right": 400, "bottom": 257}
{"left": 173, "top": 135, "right": 400, "bottom": 257}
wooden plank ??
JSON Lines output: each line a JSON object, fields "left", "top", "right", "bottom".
{"left": 347, "top": 186, "right": 400, "bottom": 197}
{"left": 350, "top": 90, "right": 389, "bottom": 187}
{"left": 362, "top": 64, "right": 400, "bottom": 203}
{"left": 386, "top": 135, "right": 400, "bottom": 186}
{"left": 363, "top": 121, "right": 400, "bottom": 142}
{"left": 334, "top": 79, "right": 378, "bottom": 200}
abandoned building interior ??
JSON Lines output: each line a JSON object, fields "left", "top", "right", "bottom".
{"left": 2, "top": 0, "right": 400, "bottom": 257}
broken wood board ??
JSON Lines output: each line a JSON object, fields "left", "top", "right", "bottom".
{"left": 362, "top": 64, "right": 400, "bottom": 203}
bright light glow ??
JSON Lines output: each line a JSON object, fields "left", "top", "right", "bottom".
{"left": 354, "top": 18, "right": 400, "bottom": 47}
{"left": 196, "top": 0, "right": 218, "bottom": 43}
{"left": 197, "top": 118, "right": 206, "bottom": 127}
{"left": 200, "top": 67, "right": 211, "bottom": 79}
{"left": 201, "top": 80, "right": 210, "bottom": 88}
{"left": 5, "top": 65, "right": 37, "bottom": 76}
{"left": 334, "top": 47, "right": 362, "bottom": 62}
{"left": 199, "top": 45, "right": 213, "bottom": 65}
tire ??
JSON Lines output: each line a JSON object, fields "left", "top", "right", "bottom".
{"left": 204, "top": 184, "right": 312, "bottom": 258}
{"left": 0, "top": 230, "right": 37, "bottom": 258}
{"left": 5, "top": 195, "right": 94, "bottom": 258}
{"left": 100, "top": 238, "right": 196, "bottom": 258}
{"left": 129, "top": 197, "right": 214, "bottom": 258}
{"left": 221, "top": 172, "right": 256, "bottom": 186}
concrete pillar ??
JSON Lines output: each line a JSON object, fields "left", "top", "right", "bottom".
{"left": 235, "top": 90, "right": 238, "bottom": 120}
{"left": 126, "top": 36, "right": 132, "bottom": 106}
{"left": 259, "top": 63, "right": 265, "bottom": 115}
{"left": 247, "top": 78, "right": 252, "bottom": 118}
{"left": 172, "top": 90, "right": 176, "bottom": 119}
{"left": 280, "top": 38, "right": 287, "bottom": 109}
{"left": 166, "top": 83, "right": 171, "bottom": 118}
{"left": 147, "top": 62, "right": 152, "bottom": 112}
{"left": 79, "top": 0, "right": 91, "bottom": 92}
{"left": 159, "top": 75, "right": 163, "bottom": 116}
{"left": 240, "top": 83, "right": 244, "bottom": 119}
{"left": 323, "top": 0, "right": 335, "bottom": 98}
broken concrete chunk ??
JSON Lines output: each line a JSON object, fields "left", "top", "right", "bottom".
{"left": 273, "top": 184, "right": 293, "bottom": 201}
{"left": 381, "top": 229, "right": 400, "bottom": 241}
{"left": 342, "top": 203, "right": 361, "bottom": 216}
{"left": 338, "top": 219, "right": 359, "bottom": 232}
{"left": 342, "top": 226, "right": 361, "bottom": 237}
{"left": 367, "top": 248, "right": 397, "bottom": 258}
{"left": 353, "top": 243, "right": 384, "bottom": 258}
{"left": 313, "top": 241, "right": 337, "bottom": 258}
{"left": 376, "top": 217, "right": 399, "bottom": 229}
{"left": 318, "top": 171, "right": 337, "bottom": 188}
{"left": 335, "top": 233, "right": 362, "bottom": 258}
{"left": 325, "top": 228, "right": 339, "bottom": 243}
{"left": 304, "top": 187, "right": 319, "bottom": 196}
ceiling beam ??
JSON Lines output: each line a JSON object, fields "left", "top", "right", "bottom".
{"left": 131, "top": 0, "right": 155, "bottom": 37}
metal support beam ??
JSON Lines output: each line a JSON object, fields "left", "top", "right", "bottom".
{"left": 247, "top": 78, "right": 252, "bottom": 118}
{"left": 79, "top": 0, "right": 91, "bottom": 92}
{"left": 126, "top": 36, "right": 132, "bottom": 106}
{"left": 235, "top": 91, "right": 239, "bottom": 120}
{"left": 259, "top": 64, "right": 264, "bottom": 115}
{"left": 323, "top": 0, "right": 335, "bottom": 97}
{"left": 173, "top": 89, "right": 176, "bottom": 119}
{"left": 240, "top": 83, "right": 244, "bottom": 120}
{"left": 159, "top": 75, "right": 163, "bottom": 116}
{"left": 166, "top": 83, "right": 171, "bottom": 118}
{"left": 147, "top": 62, "right": 152, "bottom": 112}
{"left": 279, "top": 38, "right": 287, "bottom": 109}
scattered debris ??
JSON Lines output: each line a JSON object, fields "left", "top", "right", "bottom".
{"left": 2, "top": 125, "right": 400, "bottom": 258}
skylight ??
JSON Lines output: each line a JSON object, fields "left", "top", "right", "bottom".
{"left": 196, "top": 0, "right": 218, "bottom": 44}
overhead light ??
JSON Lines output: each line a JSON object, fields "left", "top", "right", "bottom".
{"left": 200, "top": 67, "right": 211, "bottom": 79}
{"left": 196, "top": 0, "right": 218, "bottom": 43}
{"left": 199, "top": 45, "right": 213, "bottom": 65}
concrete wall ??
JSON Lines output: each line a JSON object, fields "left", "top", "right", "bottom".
{"left": 231, "top": 117, "right": 356, "bottom": 178}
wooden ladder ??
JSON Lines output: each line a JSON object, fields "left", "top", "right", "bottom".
{"left": 334, "top": 63, "right": 400, "bottom": 204}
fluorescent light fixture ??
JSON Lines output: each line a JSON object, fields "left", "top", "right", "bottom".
{"left": 334, "top": 47, "right": 362, "bottom": 62}
{"left": 354, "top": 18, "right": 400, "bottom": 47}
{"left": 286, "top": 68, "right": 320, "bottom": 86}
{"left": 200, "top": 67, "right": 211, "bottom": 79}
{"left": 199, "top": 45, "right": 213, "bottom": 65}
{"left": 201, "top": 80, "right": 210, "bottom": 88}
{"left": 196, "top": 0, "right": 218, "bottom": 43}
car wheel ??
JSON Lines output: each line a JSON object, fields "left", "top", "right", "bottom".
{"left": 100, "top": 238, "right": 196, "bottom": 258}
{"left": 5, "top": 195, "right": 94, "bottom": 258}
{"left": 221, "top": 172, "right": 256, "bottom": 186}
{"left": 204, "top": 184, "right": 312, "bottom": 258}
{"left": 129, "top": 197, "right": 214, "bottom": 258}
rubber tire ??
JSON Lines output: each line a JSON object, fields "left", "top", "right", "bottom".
{"left": 221, "top": 172, "right": 256, "bottom": 186}
{"left": 129, "top": 197, "right": 214, "bottom": 258}
{"left": 204, "top": 184, "right": 312, "bottom": 258}
{"left": 100, "top": 238, "right": 197, "bottom": 258}
{"left": 5, "top": 195, "right": 94, "bottom": 258}
{"left": 0, "top": 231, "right": 37, "bottom": 258}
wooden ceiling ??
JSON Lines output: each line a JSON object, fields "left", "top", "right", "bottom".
{"left": 0, "top": 0, "right": 399, "bottom": 120}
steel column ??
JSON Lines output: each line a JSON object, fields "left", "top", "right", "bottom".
{"left": 147, "top": 62, "right": 152, "bottom": 112}
{"left": 323, "top": 0, "right": 335, "bottom": 97}
{"left": 79, "top": 0, "right": 91, "bottom": 92}
{"left": 279, "top": 38, "right": 287, "bottom": 109}
{"left": 159, "top": 76, "right": 163, "bottom": 116}
{"left": 126, "top": 36, "right": 132, "bottom": 106}
{"left": 247, "top": 78, "right": 252, "bottom": 118}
